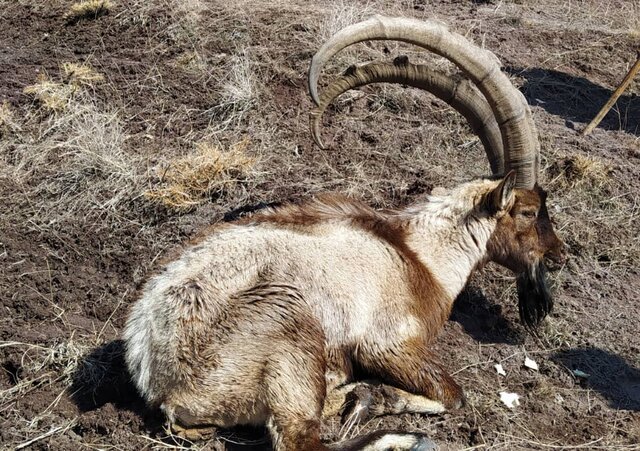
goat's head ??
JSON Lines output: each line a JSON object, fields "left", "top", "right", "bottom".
{"left": 484, "top": 181, "right": 566, "bottom": 326}
{"left": 488, "top": 185, "right": 566, "bottom": 273}
{"left": 307, "top": 16, "right": 566, "bottom": 327}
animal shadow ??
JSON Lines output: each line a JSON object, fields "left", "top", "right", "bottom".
{"left": 69, "top": 340, "right": 161, "bottom": 425}
{"left": 552, "top": 347, "right": 640, "bottom": 411}
{"left": 507, "top": 66, "right": 640, "bottom": 136}
{"left": 451, "top": 286, "right": 525, "bottom": 345}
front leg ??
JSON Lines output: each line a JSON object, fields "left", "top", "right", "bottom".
{"left": 323, "top": 381, "right": 449, "bottom": 425}
{"left": 356, "top": 337, "right": 465, "bottom": 411}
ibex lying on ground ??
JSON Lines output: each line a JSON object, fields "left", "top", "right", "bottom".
{"left": 125, "top": 16, "right": 566, "bottom": 451}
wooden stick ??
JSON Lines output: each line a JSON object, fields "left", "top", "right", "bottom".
{"left": 581, "top": 52, "right": 640, "bottom": 136}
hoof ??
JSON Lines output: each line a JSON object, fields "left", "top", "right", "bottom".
{"left": 443, "top": 382, "right": 466, "bottom": 410}
{"left": 444, "top": 393, "right": 465, "bottom": 411}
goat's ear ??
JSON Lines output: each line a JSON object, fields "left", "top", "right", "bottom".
{"left": 487, "top": 170, "right": 516, "bottom": 214}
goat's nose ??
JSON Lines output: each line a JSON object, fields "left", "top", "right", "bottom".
{"left": 544, "top": 244, "right": 568, "bottom": 271}
{"left": 558, "top": 242, "right": 569, "bottom": 263}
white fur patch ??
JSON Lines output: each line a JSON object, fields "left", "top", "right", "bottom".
{"left": 363, "top": 433, "right": 422, "bottom": 450}
{"left": 406, "top": 179, "right": 501, "bottom": 301}
{"left": 393, "top": 392, "right": 446, "bottom": 414}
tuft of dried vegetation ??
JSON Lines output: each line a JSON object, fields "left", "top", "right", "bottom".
{"left": 23, "top": 64, "right": 104, "bottom": 113}
{"left": 144, "top": 138, "right": 256, "bottom": 211}
{"left": 23, "top": 74, "right": 78, "bottom": 113}
{"left": 549, "top": 154, "right": 613, "bottom": 189}
{"left": 207, "top": 50, "right": 259, "bottom": 132}
{"left": 317, "top": 0, "right": 377, "bottom": 43}
{"left": 0, "top": 339, "right": 90, "bottom": 409}
{"left": 175, "top": 50, "right": 208, "bottom": 74}
{"left": 6, "top": 103, "right": 137, "bottom": 220}
{"left": 61, "top": 62, "right": 105, "bottom": 87}
{"left": 65, "top": 0, "right": 113, "bottom": 24}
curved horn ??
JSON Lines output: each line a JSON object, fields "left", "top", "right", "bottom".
{"left": 310, "top": 56, "right": 504, "bottom": 174}
{"left": 308, "top": 15, "right": 539, "bottom": 189}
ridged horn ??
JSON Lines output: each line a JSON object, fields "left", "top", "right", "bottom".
{"left": 310, "top": 56, "right": 504, "bottom": 174}
{"left": 308, "top": 15, "right": 539, "bottom": 189}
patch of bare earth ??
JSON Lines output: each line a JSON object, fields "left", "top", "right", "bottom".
{"left": 1, "top": 0, "right": 638, "bottom": 449}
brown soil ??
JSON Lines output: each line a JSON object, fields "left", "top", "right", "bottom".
{"left": 1, "top": 1, "right": 639, "bottom": 450}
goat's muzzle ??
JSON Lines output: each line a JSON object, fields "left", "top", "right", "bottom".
{"left": 543, "top": 245, "right": 568, "bottom": 272}
{"left": 516, "top": 261, "right": 553, "bottom": 328}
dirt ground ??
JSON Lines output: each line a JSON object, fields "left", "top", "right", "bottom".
{"left": 1, "top": 0, "right": 639, "bottom": 450}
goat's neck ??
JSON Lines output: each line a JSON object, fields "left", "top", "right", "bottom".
{"left": 404, "top": 201, "right": 495, "bottom": 302}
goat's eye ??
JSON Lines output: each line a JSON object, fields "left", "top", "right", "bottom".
{"left": 522, "top": 211, "right": 537, "bottom": 219}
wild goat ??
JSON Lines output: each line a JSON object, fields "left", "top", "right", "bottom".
{"left": 125, "top": 16, "right": 566, "bottom": 451}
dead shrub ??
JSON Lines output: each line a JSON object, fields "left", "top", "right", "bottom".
{"left": 62, "top": 62, "right": 105, "bottom": 87}
{"left": 145, "top": 138, "right": 256, "bottom": 211}
{"left": 65, "top": 0, "right": 113, "bottom": 24}
{"left": 549, "top": 154, "right": 612, "bottom": 189}
{"left": 23, "top": 74, "right": 77, "bottom": 112}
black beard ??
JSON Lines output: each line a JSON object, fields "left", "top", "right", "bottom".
{"left": 517, "top": 261, "right": 553, "bottom": 328}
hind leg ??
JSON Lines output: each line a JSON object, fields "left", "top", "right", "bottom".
{"left": 258, "top": 299, "right": 336, "bottom": 451}
{"left": 170, "top": 421, "right": 217, "bottom": 441}
{"left": 265, "top": 341, "right": 328, "bottom": 451}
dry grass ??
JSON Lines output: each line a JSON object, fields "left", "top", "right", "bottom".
{"left": 0, "top": 100, "right": 20, "bottom": 133}
{"left": 175, "top": 51, "right": 208, "bottom": 74}
{"left": 221, "top": 53, "right": 256, "bottom": 111}
{"left": 164, "top": 0, "right": 209, "bottom": 49}
{"left": 61, "top": 62, "right": 105, "bottom": 87}
{"left": 206, "top": 50, "right": 259, "bottom": 132}
{"left": 23, "top": 64, "right": 104, "bottom": 112}
{"left": 485, "top": 0, "right": 640, "bottom": 36}
{"left": 543, "top": 151, "right": 636, "bottom": 271}
{"left": 65, "top": 0, "right": 113, "bottom": 24}
{"left": 5, "top": 64, "right": 139, "bottom": 228}
{"left": 0, "top": 336, "right": 112, "bottom": 449}
{"left": 0, "top": 101, "right": 13, "bottom": 125}
{"left": 0, "top": 339, "right": 89, "bottom": 410}
{"left": 317, "top": 0, "right": 377, "bottom": 43}
{"left": 549, "top": 154, "right": 613, "bottom": 189}
{"left": 145, "top": 138, "right": 256, "bottom": 211}
{"left": 23, "top": 74, "right": 78, "bottom": 112}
